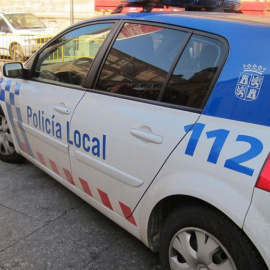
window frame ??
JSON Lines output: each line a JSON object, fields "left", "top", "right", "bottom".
{"left": 29, "top": 20, "right": 121, "bottom": 90}
{"left": 89, "top": 20, "right": 229, "bottom": 113}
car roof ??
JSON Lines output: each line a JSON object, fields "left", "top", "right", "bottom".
{"left": 89, "top": 11, "right": 270, "bottom": 26}
{"left": 75, "top": 11, "right": 269, "bottom": 44}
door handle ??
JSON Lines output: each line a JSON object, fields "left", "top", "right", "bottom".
{"left": 53, "top": 105, "right": 71, "bottom": 115}
{"left": 130, "top": 128, "right": 163, "bottom": 144}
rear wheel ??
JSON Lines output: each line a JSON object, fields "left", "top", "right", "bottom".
{"left": 0, "top": 111, "right": 24, "bottom": 163}
{"left": 159, "top": 204, "right": 267, "bottom": 270}
{"left": 10, "top": 44, "right": 25, "bottom": 61}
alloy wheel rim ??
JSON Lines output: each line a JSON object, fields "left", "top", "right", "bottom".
{"left": 0, "top": 115, "right": 15, "bottom": 156}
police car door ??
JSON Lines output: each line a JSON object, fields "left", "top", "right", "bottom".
{"left": 69, "top": 23, "right": 227, "bottom": 220}
{"left": 9, "top": 22, "right": 115, "bottom": 184}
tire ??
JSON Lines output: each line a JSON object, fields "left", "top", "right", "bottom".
{"left": 10, "top": 44, "right": 25, "bottom": 61}
{"left": 159, "top": 204, "right": 267, "bottom": 270}
{"left": 0, "top": 110, "right": 24, "bottom": 163}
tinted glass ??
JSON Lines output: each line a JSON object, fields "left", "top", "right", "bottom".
{"left": 162, "top": 35, "right": 226, "bottom": 108}
{"left": 33, "top": 23, "right": 113, "bottom": 86}
{"left": 96, "top": 23, "right": 188, "bottom": 101}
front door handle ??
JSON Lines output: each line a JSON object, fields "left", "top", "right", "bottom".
{"left": 130, "top": 128, "right": 163, "bottom": 144}
{"left": 53, "top": 105, "right": 71, "bottom": 115}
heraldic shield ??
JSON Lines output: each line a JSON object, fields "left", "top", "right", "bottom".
{"left": 235, "top": 64, "right": 266, "bottom": 101}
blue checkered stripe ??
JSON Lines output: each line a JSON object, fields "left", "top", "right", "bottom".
{"left": 0, "top": 79, "right": 20, "bottom": 105}
{"left": 0, "top": 78, "right": 34, "bottom": 158}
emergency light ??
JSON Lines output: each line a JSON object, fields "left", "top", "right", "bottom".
{"left": 114, "top": 0, "right": 242, "bottom": 12}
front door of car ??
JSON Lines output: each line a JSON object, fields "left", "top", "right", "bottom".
{"left": 69, "top": 22, "right": 227, "bottom": 221}
{"left": 9, "top": 22, "right": 115, "bottom": 185}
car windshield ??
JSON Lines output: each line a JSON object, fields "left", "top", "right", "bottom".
{"left": 4, "top": 13, "right": 46, "bottom": 29}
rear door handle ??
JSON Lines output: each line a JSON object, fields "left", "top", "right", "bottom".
{"left": 130, "top": 128, "right": 163, "bottom": 144}
{"left": 53, "top": 105, "right": 71, "bottom": 115}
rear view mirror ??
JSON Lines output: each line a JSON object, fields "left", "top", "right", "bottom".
{"left": 2, "top": 62, "right": 23, "bottom": 78}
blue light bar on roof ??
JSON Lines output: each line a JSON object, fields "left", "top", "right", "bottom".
{"left": 121, "top": 0, "right": 242, "bottom": 11}
{"left": 163, "top": 0, "right": 242, "bottom": 10}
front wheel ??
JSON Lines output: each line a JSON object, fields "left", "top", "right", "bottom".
{"left": 0, "top": 112, "right": 24, "bottom": 163}
{"left": 159, "top": 204, "right": 267, "bottom": 270}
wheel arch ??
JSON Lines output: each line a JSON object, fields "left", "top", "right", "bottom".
{"left": 154, "top": 195, "right": 268, "bottom": 270}
{"left": 0, "top": 103, "right": 22, "bottom": 155}
{"left": 146, "top": 193, "right": 268, "bottom": 269}
{"left": 147, "top": 194, "right": 216, "bottom": 252}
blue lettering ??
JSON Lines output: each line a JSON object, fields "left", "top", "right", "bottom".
{"left": 38, "top": 110, "right": 41, "bottom": 130}
{"left": 33, "top": 113, "right": 38, "bottom": 128}
{"left": 92, "top": 137, "right": 100, "bottom": 158}
{"left": 27, "top": 106, "right": 32, "bottom": 124}
{"left": 52, "top": 115, "right": 55, "bottom": 136}
{"left": 67, "top": 121, "right": 73, "bottom": 145}
{"left": 42, "top": 111, "right": 45, "bottom": 131}
{"left": 74, "top": 130, "right": 81, "bottom": 148}
{"left": 45, "top": 118, "right": 51, "bottom": 134}
{"left": 55, "top": 123, "right": 62, "bottom": 139}
{"left": 83, "top": 134, "right": 91, "bottom": 152}
{"left": 102, "top": 135, "right": 106, "bottom": 160}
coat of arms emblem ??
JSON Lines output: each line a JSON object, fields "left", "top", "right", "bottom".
{"left": 235, "top": 64, "right": 266, "bottom": 101}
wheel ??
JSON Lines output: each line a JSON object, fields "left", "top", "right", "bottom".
{"left": 159, "top": 204, "right": 267, "bottom": 270}
{"left": 10, "top": 44, "right": 25, "bottom": 61}
{"left": 0, "top": 111, "right": 24, "bottom": 163}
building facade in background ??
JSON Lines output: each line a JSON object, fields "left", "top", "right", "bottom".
{"left": 0, "top": 0, "right": 95, "bottom": 32}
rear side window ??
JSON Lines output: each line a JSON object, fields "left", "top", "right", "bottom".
{"left": 96, "top": 23, "right": 227, "bottom": 109}
{"left": 96, "top": 23, "right": 188, "bottom": 101}
{"left": 163, "top": 35, "right": 226, "bottom": 108}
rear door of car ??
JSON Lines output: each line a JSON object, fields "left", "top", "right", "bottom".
{"left": 69, "top": 21, "right": 228, "bottom": 220}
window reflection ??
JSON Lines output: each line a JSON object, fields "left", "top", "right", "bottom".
{"left": 163, "top": 36, "right": 225, "bottom": 108}
{"left": 96, "top": 23, "right": 188, "bottom": 101}
{"left": 34, "top": 23, "right": 113, "bottom": 86}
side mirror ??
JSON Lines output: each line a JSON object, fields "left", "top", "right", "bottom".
{"left": 2, "top": 62, "right": 23, "bottom": 78}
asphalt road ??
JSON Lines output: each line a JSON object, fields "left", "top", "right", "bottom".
{"left": 0, "top": 160, "right": 161, "bottom": 270}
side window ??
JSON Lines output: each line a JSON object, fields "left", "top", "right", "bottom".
{"left": 162, "top": 35, "right": 226, "bottom": 108}
{"left": 33, "top": 23, "right": 114, "bottom": 86}
{"left": 96, "top": 23, "right": 188, "bottom": 101}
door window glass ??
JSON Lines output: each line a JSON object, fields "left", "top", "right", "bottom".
{"left": 96, "top": 23, "right": 188, "bottom": 101}
{"left": 162, "top": 35, "right": 226, "bottom": 108}
{"left": 33, "top": 23, "right": 114, "bottom": 86}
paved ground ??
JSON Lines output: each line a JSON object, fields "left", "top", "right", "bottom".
{"left": 0, "top": 160, "right": 161, "bottom": 270}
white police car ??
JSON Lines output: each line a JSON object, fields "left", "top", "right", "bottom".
{"left": 1, "top": 1, "right": 270, "bottom": 269}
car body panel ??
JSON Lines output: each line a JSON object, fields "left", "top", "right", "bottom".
{"left": 0, "top": 78, "right": 85, "bottom": 182}
{"left": 244, "top": 188, "right": 270, "bottom": 268}
{"left": 69, "top": 92, "right": 200, "bottom": 217}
